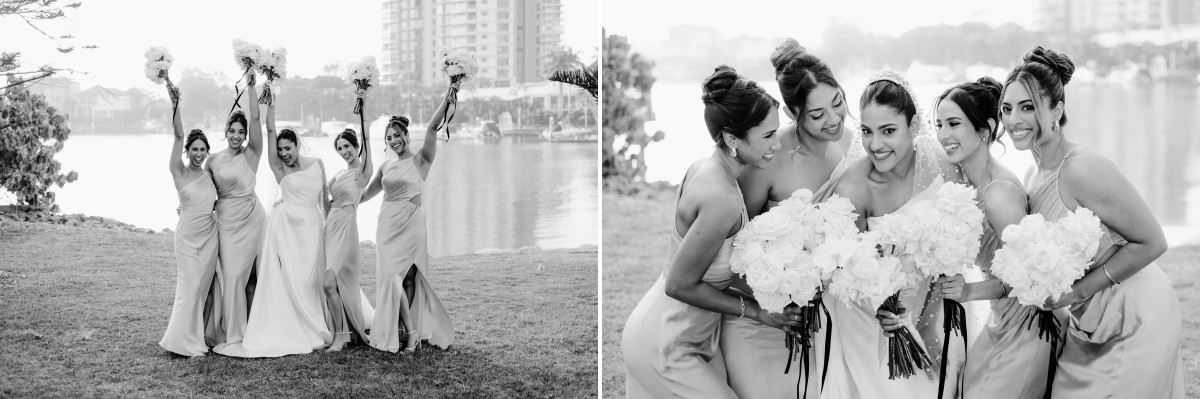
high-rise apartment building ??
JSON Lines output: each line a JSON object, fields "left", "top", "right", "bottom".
{"left": 381, "top": 0, "right": 563, "bottom": 88}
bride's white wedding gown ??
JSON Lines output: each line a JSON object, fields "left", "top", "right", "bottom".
{"left": 214, "top": 164, "right": 332, "bottom": 357}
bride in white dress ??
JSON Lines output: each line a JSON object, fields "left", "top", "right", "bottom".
{"left": 214, "top": 101, "right": 333, "bottom": 358}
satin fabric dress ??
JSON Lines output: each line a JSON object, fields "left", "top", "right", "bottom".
{"left": 159, "top": 172, "right": 222, "bottom": 356}
{"left": 211, "top": 152, "right": 265, "bottom": 344}
{"left": 720, "top": 155, "right": 850, "bottom": 399}
{"left": 959, "top": 178, "right": 1064, "bottom": 399}
{"left": 369, "top": 158, "right": 454, "bottom": 352}
{"left": 622, "top": 174, "right": 747, "bottom": 399}
{"left": 214, "top": 165, "right": 332, "bottom": 357}
{"left": 1031, "top": 147, "right": 1183, "bottom": 398}
{"left": 324, "top": 168, "right": 377, "bottom": 343}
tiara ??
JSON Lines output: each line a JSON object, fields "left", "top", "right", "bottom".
{"left": 867, "top": 68, "right": 932, "bottom": 137}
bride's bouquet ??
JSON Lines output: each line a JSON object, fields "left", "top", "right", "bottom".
{"left": 144, "top": 47, "right": 180, "bottom": 105}
{"left": 347, "top": 57, "right": 379, "bottom": 115}
{"left": 827, "top": 231, "right": 931, "bottom": 379}
{"left": 730, "top": 189, "right": 858, "bottom": 384}
{"left": 230, "top": 39, "right": 264, "bottom": 114}
{"left": 437, "top": 50, "right": 477, "bottom": 141}
{"left": 989, "top": 207, "right": 1103, "bottom": 396}
{"left": 868, "top": 181, "right": 982, "bottom": 382}
{"left": 257, "top": 47, "right": 287, "bottom": 106}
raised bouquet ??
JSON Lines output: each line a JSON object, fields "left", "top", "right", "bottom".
{"left": 257, "top": 47, "right": 287, "bottom": 106}
{"left": 144, "top": 47, "right": 180, "bottom": 105}
{"left": 347, "top": 57, "right": 379, "bottom": 115}
{"left": 437, "top": 50, "right": 477, "bottom": 141}
{"left": 229, "top": 39, "right": 264, "bottom": 114}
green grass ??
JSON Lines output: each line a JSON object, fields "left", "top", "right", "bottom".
{"left": 601, "top": 191, "right": 1200, "bottom": 398}
{"left": 0, "top": 221, "right": 597, "bottom": 398}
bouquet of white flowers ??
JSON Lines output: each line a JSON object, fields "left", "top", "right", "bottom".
{"left": 229, "top": 39, "right": 264, "bottom": 114}
{"left": 827, "top": 231, "right": 932, "bottom": 379}
{"left": 989, "top": 207, "right": 1103, "bottom": 397}
{"left": 347, "top": 57, "right": 379, "bottom": 115}
{"left": 144, "top": 47, "right": 180, "bottom": 105}
{"left": 435, "top": 50, "right": 477, "bottom": 141}
{"left": 257, "top": 47, "right": 287, "bottom": 106}
{"left": 730, "top": 189, "right": 858, "bottom": 389}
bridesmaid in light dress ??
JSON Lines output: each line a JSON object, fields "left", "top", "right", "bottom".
{"left": 213, "top": 93, "right": 333, "bottom": 357}
{"left": 930, "top": 77, "right": 1053, "bottom": 398}
{"left": 1000, "top": 46, "right": 1183, "bottom": 398}
{"left": 205, "top": 68, "right": 266, "bottom": 345}
{"left": 361, "top": 81, "right": 459, "bottom": 353}
{"left": 158, "top": 90, "right": 223, "bottom": 357}
{"left": 822, "top": 71, "right": 963, "bottom": 399}
{"left": 723, "top": 38, "right": 858, "bottom": 398}
{"left": 323, "top": 89, "right": 378, "bottom": 351}
{"left": 621, "top": 66, "right": 799, "bottom": 398}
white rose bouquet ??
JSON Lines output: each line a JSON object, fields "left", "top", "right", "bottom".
{"left": 144, "top": 47, "right": 180, "bottom": 105}
{"left": 229, "top": 39, "right": 264, "bottom": 114}
{"left": 257, "top": 47, "right": 287, "bottom": 106}
{"left": 730, "top": 189, "right": 858, "bottom": 380}
{"left": 436, "top": 50, "right": 477, "bottom": 141}
{"left": 347, "top": 57, "right": 379, "bottom": 115}
{"left": 827, "top": 231, "right": 932, "bottom": 379}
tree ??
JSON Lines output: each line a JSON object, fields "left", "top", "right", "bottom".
{"left": 1, "top": 0, "right": 95, "bottom": 90}
{"left": 0, "top": 77, "right": 78, "bottom": 212}
{"left": 548, "top": 60, "right": 598, "bottom": 99}
{"left": 544, "top": 48, "right": 583, "bottom": 77}
{"left": 603, "top": 30, "right": 662, "bottom": 194}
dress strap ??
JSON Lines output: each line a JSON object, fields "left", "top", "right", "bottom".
{"left": 980, "top": 177, "right": 1022, "bottom": 195}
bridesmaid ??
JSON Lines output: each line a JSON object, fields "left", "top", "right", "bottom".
{"left": 723, "top": 38, "right": 857, "bottom": 398}
{"left": 823, "top": 70, "right": 962, "bottom": 399}
{"left": 930, "top": 77, "right": 1044, "bottom": 398}
{"left": 206, "top": 68, "right": 266, "bottom": 345}
{"left": 1000, "top": 46, "right": 1183, "bottom": 398}
{"left": 323, "top": 89, "right": 378, "bottom": 351}
{"left": 159, "top": 91, "right": 222, "bottom": 357}
{"left": 621, "top": 66, "right": 799, "bottom": 398}
{"left": 361, "top": 81, "right": 459, "bottom": 353}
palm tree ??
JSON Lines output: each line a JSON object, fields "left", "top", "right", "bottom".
{"left": 547, "top": 61, "right": 597, "bottom": 99}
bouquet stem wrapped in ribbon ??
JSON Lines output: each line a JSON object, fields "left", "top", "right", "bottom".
{"left": 347, "top": 57, "right": 379, "bottom": 115}
{"left": 438, "top": 50, "right": 478, "bottom": 141}
{"left": 990, "top": 208, "right": 1103, "bottom": 399}
{"left": 230, "top": 39, "right": 263, "bottom": 115}
{"left": 257, "top": 48, "right": 287, "bottom": 106}
{"left": 730, "top": 189, "right": 859, "bottom": 398}
{"left": 144, "top": 47, "right": 180, "bottom": 113}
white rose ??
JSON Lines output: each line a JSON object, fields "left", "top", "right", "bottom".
{"left": 751, "top": 211, "right": 793, "bottom": 241}
{"left": 746, "top": 260, "right": 785, "bottom": 293}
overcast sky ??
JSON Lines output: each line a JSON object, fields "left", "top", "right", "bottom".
{"left": 3, "top": 0, "right": 598, "bottom": 91}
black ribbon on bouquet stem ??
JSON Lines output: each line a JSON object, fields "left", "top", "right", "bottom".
{"left": 1023, "top": 309, "right": 1061, "bottom": 399}
{"left": 783, "top": 298, "right": 820, "bottom": 399}
{"left": 883, "top": 293, "right": 932, "bottom": 380}
{"left": 438, "top": 77, "right": 463, "bottom": 142}
{"left": 937, "top": 293, "right": 968, "bottom": 399}
{"left": 164, "top": 74, "right": 181, "bottom": 119}
{"left": 228, "top": 64, "right": 253, "bottom": 115}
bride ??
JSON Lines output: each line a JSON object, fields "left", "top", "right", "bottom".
{"left": 214, "top": 96, "right": 333, "bottom": 358}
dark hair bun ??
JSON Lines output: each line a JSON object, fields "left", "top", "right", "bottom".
{"left": 1023, "top": 46, "right": 1074, "bottom": 85}
{"left": 701, "top": 65, "right": 742, "bottom": 106}
{"left": 770, "top": 38, "right": 808, "bottom": 74}
{"left": 189, "top": 128, "right": 204, "bottom": 136}
{"left": 976, "top": 76, "right": 1002, "bottom": 99}
{"left": 392, "top": 115, "right": 410, "bottom": 129}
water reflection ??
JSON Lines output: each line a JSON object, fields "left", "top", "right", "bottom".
{"left": 46, "top": 135, "right": 597, "bottom": 257}
{"left": 643, "top": 81, "right": 1200, "bottom": 243}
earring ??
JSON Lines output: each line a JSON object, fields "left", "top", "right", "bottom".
{"left": 729, "top": 145, "right": 738, "bottom": 159}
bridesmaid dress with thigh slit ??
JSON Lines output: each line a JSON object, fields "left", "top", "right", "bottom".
{"left": 325, "top": 169, "right": 376, "bottom": 342}
{"left": 211, "top": 152, "right": 265, "bottom": 344}
{"left": 1032, "top": 147, "right": 1183, "bottom": 398}
{"left": 159, "top": 172, "right": 222, "bottom": 356}
{"left": 369, "top": 158, "right": 454, "bottom": 352}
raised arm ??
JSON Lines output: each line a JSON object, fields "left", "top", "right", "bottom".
{"left": 244, "top": 70, "right": 264, "bottom": 169}
{"left": 264, "top": 101, "right": 284, "bottom": 182}
{"left": 357, "top": 91, "right": 373, "bottom": 180}
{"left": 168, "top": 96, "right": 185, "bottom": 178}
{"left": 360, "top": 163, "right": 385, "bottom": 203}
{"left": 1047, "top": 153, "right": 1167, "bottom": 309}
{"left": 416, "top": 82, "right": 460, "bottom": 168}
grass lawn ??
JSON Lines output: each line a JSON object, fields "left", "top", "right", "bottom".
{"left": 0, "top": 220, "right": 597, "bottom": 398}
{"left": 601, "top": 191, "right": 1200, "bottom": 398}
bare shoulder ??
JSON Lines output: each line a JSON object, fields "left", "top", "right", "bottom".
{"left": 1060, "top": 147, "right": 1119, "bottom": 185}
{"left": 679, "top": 162, "right": 741, "bottom": 221}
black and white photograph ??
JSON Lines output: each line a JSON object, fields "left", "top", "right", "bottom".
{"left": 1, "top": 0, "right": 598, "bottom": 397}
{"left": 602, "top": 0, "right": 1197, "bottom": 397}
